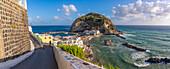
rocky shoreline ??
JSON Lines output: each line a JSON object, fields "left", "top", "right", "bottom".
{"left": 145, "top": 57, "right": 170, "bottom": 64}
{"left": 122, "top": 43, "right": 148, "bottom": 52}
{"left": 104, "top": 40, "right": 112, "bottom": 46}
{"left": 116, "top": 34, "right": 126, "bottom": 39}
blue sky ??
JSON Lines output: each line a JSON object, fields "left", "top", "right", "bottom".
{"left": 27, "top": 0, "right": 170, "bottom": 25}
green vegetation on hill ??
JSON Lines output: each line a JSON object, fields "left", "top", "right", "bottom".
{"left": 70, "top": 12, "right": 122, "bottom": 35}
{"left": 75, "top": 13, "right": 108, "bottom": 30}
{"left": 32, "top": 33, "right": 43, "bottom": 45}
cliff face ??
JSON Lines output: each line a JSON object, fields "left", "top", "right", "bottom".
{"left": 69, "top": 13, "right": 122, "bottom": 35}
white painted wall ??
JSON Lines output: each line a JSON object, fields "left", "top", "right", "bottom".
{"left": 28, "top": 26, "right": 32, "bottom": 33}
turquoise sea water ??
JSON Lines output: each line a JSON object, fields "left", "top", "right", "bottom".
{"left": 32, "top": 25, "right": 170, "bottom": 69}
{"left": 90, "top": 25, "right": 170, "bottom": 69}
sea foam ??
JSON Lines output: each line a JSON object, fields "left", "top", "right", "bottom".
{"left": 131, "top": 52, "right": 147, "bottom": 60}
{"left": 134, "top": 63, "right": 150, "bottom": 67}
{"left": 122, "top": 33, "right": 136, "bottom": 37}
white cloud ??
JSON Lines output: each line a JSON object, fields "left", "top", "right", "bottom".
{"left": 28, "top": 17, "right": 32, "bottom": 21}
{"left": 78, "top": 13, "right": 85, "bottom": 17}
{"left": 107, "top": 16, "right": 111, "bottom": 19}
{"left": 112, "top": 0, "right": 170, "bottom": 25}
{"left": 54, "top": 16, "right": 59, "bottom": 20}
{"left": 36, "top": 16, "right": 40, "bottom": 19}
{"left": 57, "top": 9, "right": 60, "bottom": 12}
{"left": 55, "top": 15, "right": 75, "bottom": 21}
{"left": 88, "top": 9, "right": 90, "bottom": 11}
{"left": 62, "top": 4, "right": 77, "bottom": 16}
{"left": 78, "top": 13, "right": 81, "bottom": 16}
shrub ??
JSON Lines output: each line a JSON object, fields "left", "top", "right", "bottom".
{"left": 57, "top": 45, "right": 119, "bottom": 69}
{"left": 103, "top": 62, "right": 120, "bottom": 69}
{"left": 10, "top": 22, "right": 14, "bottom": 28}
{"left": 57, "top": 45, "right": 85, "bottom": 60}
{"left": 32, "top": 33, "right": 43, "bottom": 45}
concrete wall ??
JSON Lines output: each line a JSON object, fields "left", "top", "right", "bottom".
{"left": 53, "top": 46, "right": 75, "bottom": 69}
{"left": 30, "top": 40, "right": 35, "bottom": 51}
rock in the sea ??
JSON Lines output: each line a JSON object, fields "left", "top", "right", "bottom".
{"left": 122, "top": 43, "right": 147, "bottom": 52}
{"left": 145, "top": 57, "right": 170, "bottom": 64}
{"left": 104, "top": 40, "right": 112, "bottom": 46}
{"left": 116, "top": 34, "right": 126, "bottom": 39}
{"left": 69, "top": 12, "right": 123, "bottom": 35}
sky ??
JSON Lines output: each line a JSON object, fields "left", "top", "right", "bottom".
{"left": 27, "top": 0, "right": 170, "bottom": 26}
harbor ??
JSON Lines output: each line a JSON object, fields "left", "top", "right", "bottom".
{"left": 34, "top": 29, "right": 103, "bottom": 62}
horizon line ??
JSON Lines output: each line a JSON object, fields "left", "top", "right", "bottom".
{"left": 29, "top": 24, "right": 170, "bottom": 26}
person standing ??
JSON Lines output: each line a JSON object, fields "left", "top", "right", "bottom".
{"left": 49, "top": 41, "right": 51, "bottom": 46}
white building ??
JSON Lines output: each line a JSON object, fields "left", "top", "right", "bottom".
{"left": 28, "top": 26, "right": 33, "bottom": 33}
{"left": 96, "top": 30, "right": 100, "bottom": 35}
{"left": 54, "top": 36, "right": 84, "bottom": 48}
{"left": 35, "top": 33, "right": 53, "bottom": 43}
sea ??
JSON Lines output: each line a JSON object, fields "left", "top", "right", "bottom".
{"left": 32, "top": 25, "right": 170, "bottom": 69}
{"left": 32, "top": 26, "right": 74, "bottom": 37}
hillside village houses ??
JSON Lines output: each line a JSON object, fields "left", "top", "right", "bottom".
{"left": 33, "top": 29, "right": 100, "bottom": 46}
{"left": 33, "top": 30, "right": 97, "bottom": 55}
{"left": 53, "top": 36, "right": 92, "bottom": 54}
{"left": 52, "top": 30, "right": 100, "bottom": 54}
{"left": 54, "top": 36, "right": 84, "bottom": 48}
{"left": 35, "top": 33, "right": 53, "bottom": 43}
{"left": 28, "top": 26, "right": 33, "bottom": 33}
{"left": 82, "top": 30, "right": 100, "bottom": 36}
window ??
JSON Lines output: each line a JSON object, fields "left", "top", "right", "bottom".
{"left": 49, "top": 37, "right": 51, "bottom": 39}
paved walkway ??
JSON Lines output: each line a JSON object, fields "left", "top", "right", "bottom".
{"left": 11, "top": 34, "right": 58, "bottom": 69}
{"left": 11, "top": 46, "right": 58, "bottom": 69}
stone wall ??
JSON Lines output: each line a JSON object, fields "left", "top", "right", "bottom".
{"left": 0, "top": 0, "right": 30, "bottom": 62}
